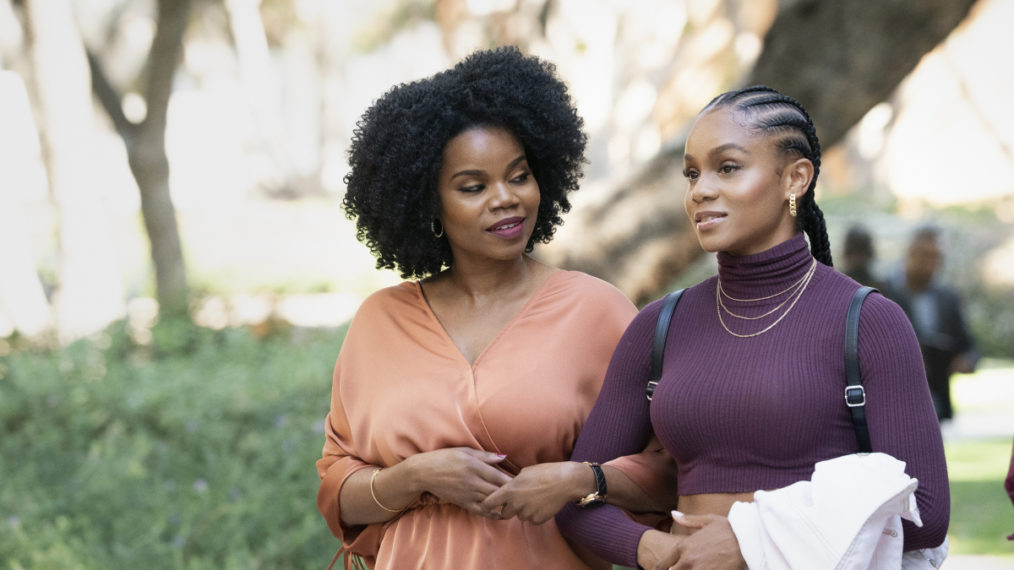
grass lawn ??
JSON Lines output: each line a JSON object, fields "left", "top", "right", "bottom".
{"left": 944, "top": 360, "right": 1014, "bottom": 559}
{"left": 946, "top": 438, "right": 1013, "bottom": 556}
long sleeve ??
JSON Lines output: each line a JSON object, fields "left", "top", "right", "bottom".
{"left": 556, "top": 300, "right": 669, "bottom": 567}
{"left": 316, "top": 349, "right": 384, "bottom": 558}
{"left": 858, "top": 293, "right": 950, "bottom": 549}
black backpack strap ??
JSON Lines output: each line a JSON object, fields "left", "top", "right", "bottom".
{"left": 845, "top": 286, "right": 877, "bottom": 453}
{"left": 647, "top": 289, "right": 685, "bottom": 401}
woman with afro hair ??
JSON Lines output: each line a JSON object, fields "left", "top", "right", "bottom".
{"left": 316, "top": 47, "right": 673, "bottom": 569}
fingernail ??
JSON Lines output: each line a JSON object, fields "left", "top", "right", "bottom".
{"left": 671, "top": 510, "right": 684, "bottom": 518}
{"left": 496, "top": 454, "right": 507, "bottom": 458}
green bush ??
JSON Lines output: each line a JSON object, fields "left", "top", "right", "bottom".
{"left": 0, "top": 322, "right": 347, "bottom": 569}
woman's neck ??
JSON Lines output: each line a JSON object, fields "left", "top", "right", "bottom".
{"left": 715, "top": 233, "right": 814, "bottom": 298}
{"left": 431, "top": 255, "right": 549, "bottom": 304}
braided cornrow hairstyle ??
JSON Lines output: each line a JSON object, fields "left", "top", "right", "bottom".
{"left": 702, "top": 86, "right": 834, "bottom": 266}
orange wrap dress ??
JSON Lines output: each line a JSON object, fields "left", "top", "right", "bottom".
{"left": 316, "top": 270, "right": 637, "bottom": 569}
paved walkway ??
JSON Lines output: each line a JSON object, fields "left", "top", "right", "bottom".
{"left": 943, "top": 362, "right": 1014, "bottom": 442}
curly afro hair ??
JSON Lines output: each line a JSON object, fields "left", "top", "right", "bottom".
{"left": 341, "top": 46, "right": 588, "bottom": 279}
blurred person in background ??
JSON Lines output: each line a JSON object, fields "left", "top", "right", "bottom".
{"left": 883, "top": 226, "right": 979, "bottom": 422}
{"left": 840, "top": 223, "right": 884, "bottom": 291}
{"left": 316, "top": 46, "right": 672, "bottom": 570}
{"left": 1007, "top": 436, "right": 1014, "bottom": 541}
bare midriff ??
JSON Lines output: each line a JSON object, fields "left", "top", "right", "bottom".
{"left": 671, "top": 492, "right": 756, "bottom": 536}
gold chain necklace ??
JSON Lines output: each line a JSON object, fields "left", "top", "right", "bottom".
{"left": 718, "top": 259, "right": 816, "bottom": 320}
{"left": 718, "top": 259, "right": 816, "bottom": 302}
{"left": 716, "top": 259, "right": 817, "bottom": 338}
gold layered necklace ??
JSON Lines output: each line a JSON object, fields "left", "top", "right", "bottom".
{"left": 716, "top": 258, "right": 817, "bottom": 338}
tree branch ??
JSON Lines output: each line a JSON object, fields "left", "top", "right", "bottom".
{"left": 554, "top": 0, "right": 978, "bottom": 301}
{"left": 85, "top": 48, "right": 134, "bottom": 139}
{"left": 748, "top": 0, "right": 977, "bottom": 148}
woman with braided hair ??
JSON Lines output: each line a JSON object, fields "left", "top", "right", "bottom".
{"left": 556, "top": 86, "right": 949, "bottom": 569}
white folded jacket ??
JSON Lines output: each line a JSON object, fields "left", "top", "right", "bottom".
{"left": 727, "top": 452, "right": 947, "bottom": 570}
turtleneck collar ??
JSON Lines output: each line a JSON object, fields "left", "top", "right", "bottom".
{"left": 716, "top": 233, "right": 815, "bottom": 300}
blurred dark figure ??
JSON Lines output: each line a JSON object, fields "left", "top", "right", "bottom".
{"left": 840, "top": 224, "right": 884, "bottom": 290}
{"left": 884, "top": 226, "right": 979, "bottom": 421}
{"left": 1006, "top": 436, "right": 1014, "bottom": 540}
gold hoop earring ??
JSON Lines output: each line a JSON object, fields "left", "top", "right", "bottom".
{"left": 788, "top": 194, "right": 797, "bottom": 217}
{"left": 431, "top": 219, "right": 444, "bottom": 238}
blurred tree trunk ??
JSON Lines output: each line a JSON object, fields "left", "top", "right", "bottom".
{"left": 88, "top": 0, "right": 191, "bottom": 319}
{"left": 0, "top": 193, "right": 51, "bottom": 337}
{"left": 22, "top": 0, "right": 125, "bottom": 339}
{"left": 549, "top": 0, "right": 978, "bottom": 306}
{"left": 224, "top": 0, "right": 298, "bottom": 196}
{"left": 0, "top": 110, "right": 52, "bottom": 336}
{"left": 0, "top": 6, "right": 52, "bottom": 337}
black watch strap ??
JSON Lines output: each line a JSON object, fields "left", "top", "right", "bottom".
{"left": 577, "top": 462, "right": 607, "bottom": 508}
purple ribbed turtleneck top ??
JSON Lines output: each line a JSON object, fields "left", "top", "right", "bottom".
{"left": 556, "top": 234, "right": 948, "bottom": 567}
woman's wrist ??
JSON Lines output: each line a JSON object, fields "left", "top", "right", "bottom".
{"left": 555, "top": 460, "right": 593, "bottom": 502}
{"left": 369, "top": 468, "right": 403, "bottom": 513}
{"left": 372, "top": 461, "right": 419, "bottom": 511}
{"left": 387, "top": 454, "right": 415, "bottom": 494}
{"left": 637, "top": 529, "right": 673, "bottom": 570}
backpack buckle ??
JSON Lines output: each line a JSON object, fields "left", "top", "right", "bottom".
{"left": 845, "top": 385, "right": 866, "bottom": 407}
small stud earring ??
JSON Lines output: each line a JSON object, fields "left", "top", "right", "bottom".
{"left": 431, "top": 219, "right": 444, "bottom": 238}
{"left": 788, "top": 193, "right": 797, "bottom": 217}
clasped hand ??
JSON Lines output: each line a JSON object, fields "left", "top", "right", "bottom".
{"left": 407, "top": 449, "right": 571, "bottom": 524}
{"left": 638, "top": 512, "right": 746, "bottom": 570}
{"left": 404, "top": 447, "right": 512, "bottom": 519}
{"left": 481, "top": 461, "right": 580, "bottom": 524}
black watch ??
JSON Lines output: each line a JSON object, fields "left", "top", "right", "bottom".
{"left": 577, "top": 461, "right": 607, "bottom": 508}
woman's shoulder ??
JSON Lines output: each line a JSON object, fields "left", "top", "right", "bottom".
{"left": 641, "top": 276, "right": 717, "bottom": 312}
{"left": 857, "top": 289, "right": 912, "bottom": 332}
{"left": 350, "top": 281, "right": 421, "bottom": 320}
{"left": 554, "top": 270, "right": 635, "bottom": 310}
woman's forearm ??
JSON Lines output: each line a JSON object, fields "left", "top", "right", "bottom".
{"left": 341, "top": 448, "right": 513, "bottom": 526}
{"left": 339, "top": 460, "right": 420, "bottom": 526}
{"left": 602, "top": 464, "right": 670, "bottom": 513}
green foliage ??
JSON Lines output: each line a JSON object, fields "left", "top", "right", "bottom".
{"left": 0, "top": 323, "right": 347, "bottom": 569}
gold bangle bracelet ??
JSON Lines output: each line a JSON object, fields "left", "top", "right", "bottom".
{"left": 369, "top": 468, "right": 402, "bottom": 513}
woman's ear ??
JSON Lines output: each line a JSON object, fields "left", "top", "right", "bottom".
{"left": 782, "top": 157, "right": 814, "bottom": 201}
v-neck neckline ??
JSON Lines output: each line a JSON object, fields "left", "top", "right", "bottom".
{"left": 414, "top": 269, "right": 563, "bottom": 369}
